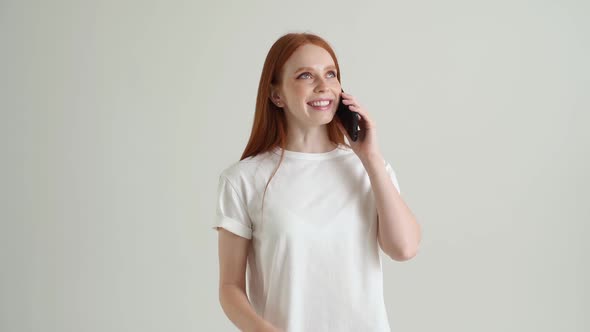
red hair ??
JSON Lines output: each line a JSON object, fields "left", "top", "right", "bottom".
{"left": 240, "top": 32, "right": 350, "bottom": 223}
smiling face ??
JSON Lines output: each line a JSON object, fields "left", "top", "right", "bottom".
{"left": 270, "top": 43, "right": 342, "bottom": 129}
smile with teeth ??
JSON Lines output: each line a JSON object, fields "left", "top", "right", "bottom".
{"left": 307, "top": 100, "right": 332, "bottom": 110}
{"left": 309, "top": 100, "right": 330, "bottom": 106}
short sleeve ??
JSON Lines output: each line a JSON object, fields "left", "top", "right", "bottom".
{"left": 384, "top": 162, "right": 401, "bottom": 194}
{"left": 212, "top": 175, "right": 253, "bottom": 239}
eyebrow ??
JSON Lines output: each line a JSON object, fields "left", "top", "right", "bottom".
{"left": 294, "top": 65, "right": 337, "bottom": 73}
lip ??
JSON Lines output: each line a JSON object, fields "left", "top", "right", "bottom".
{"left": 307, "top": 98, "right": 333, "bottom": 104}
{"left": 307, "top": 99, "right": 333, "bottom": 111}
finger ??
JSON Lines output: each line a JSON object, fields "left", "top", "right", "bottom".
{"left": 348, "top": 105, "right": 363, "bottom": 117}
{"left": 348, "top": 105, "right": 366, "bottom": 119}
{"left": 341, "top": 94, "right": 356, "bottom": 102}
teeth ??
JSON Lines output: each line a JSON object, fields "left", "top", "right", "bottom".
{"left": 310, "top": 100, "right": 330, "bottom": 107}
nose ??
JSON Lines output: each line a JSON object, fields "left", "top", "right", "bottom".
{"left": 314, "top": 77, "right": 329, "bottom": 93}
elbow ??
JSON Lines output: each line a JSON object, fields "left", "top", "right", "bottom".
{"left": 379, "top": 237, "right": 419, "bottom": 262}
{"left": 390, "top": 223, "right": 422, "bottom": 261}
{"left": 378, "top": 225, "right": 422, "bottom": 262}
{"left": 388, "top": 248, "right": 418, "bottom": 262}
{"left": 386, "top": 244, "right": 420, "bottom": 262}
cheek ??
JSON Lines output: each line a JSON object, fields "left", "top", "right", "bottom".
{"left": 290, "top": 86, "right": 309, "bottom": 100}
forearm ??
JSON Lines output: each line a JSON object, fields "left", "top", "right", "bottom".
{"left": 361, "top": 152, "right": 421, "bottom": 260}
{"left": 219, "top": 284, "right": 277, "bottom": 332}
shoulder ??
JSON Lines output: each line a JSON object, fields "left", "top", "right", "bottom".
{"left": 219, "top": 151, "right": 275, "bottom": 182}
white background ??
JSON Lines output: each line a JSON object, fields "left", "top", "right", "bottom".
{"left": 2, "top": 0, "right": 588, "bottom": 331}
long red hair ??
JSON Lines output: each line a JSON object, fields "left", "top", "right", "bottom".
{"left": 240, "top": 32, "right": 350, "bottom": 223}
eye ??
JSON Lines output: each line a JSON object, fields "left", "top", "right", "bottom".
{"left": 298, "top": 72, "right": 312, "bottom": 79}
{"left": 298, "top": 70, "right": 338, "bottom": 79}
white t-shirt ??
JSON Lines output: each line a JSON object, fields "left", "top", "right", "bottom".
{"left": 213, "top": 144, "right": 401, "bottom": 332}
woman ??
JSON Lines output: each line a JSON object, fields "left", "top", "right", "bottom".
{"left": 213, "top": 32, "right": 421, "bottom": 332}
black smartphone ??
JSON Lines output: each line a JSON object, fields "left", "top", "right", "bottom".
{"left": 336, "top": 89, "right": 360, "bottom": 142}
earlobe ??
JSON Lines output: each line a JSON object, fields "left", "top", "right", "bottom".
{"left": 273, "top": 97, "right": 282, "bottom": 106}
{"left": 270, "top": 97, "right": 282, "bottom": 108}
{"left": 269, "top": 88, "right": 283, "bottom": 108}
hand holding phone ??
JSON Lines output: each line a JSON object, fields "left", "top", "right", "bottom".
{"left": 336, "top": 89, "right": 360, "bottom": 142}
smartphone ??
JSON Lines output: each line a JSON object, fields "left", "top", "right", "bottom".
{"left": 336, "top": 89, "right": 360, "bottom": 142}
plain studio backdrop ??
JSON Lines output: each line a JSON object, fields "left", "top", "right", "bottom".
{"left": 2, "top": 0, "right": 588, "bottom": 331}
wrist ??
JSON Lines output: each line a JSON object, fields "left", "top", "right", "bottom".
{"left": 360, "top": 151, "right": 383, "bottom": 165}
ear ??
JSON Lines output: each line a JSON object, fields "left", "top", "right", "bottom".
{"left": 269, "top": 85, "right": 284, "bottom": 108}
